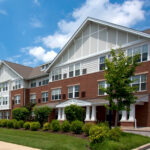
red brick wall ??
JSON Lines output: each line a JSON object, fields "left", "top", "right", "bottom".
{"left": 9, "top": 61, "right": 150, "bottom": 126}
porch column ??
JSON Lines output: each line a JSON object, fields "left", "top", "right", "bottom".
{"left": 57, "top": 108, "right": 61, "bottom": 120}
{"left": 85, "top": 106, "right": 90, "bottom": 121}
{"left": 61, "top": 107, "right": 66, "bottom": 121}
{"left": 120, "top": 110, "right": 127, "bottom": 121}
{"left": 128, "top": 104, "right": 135, "bottom": 122}
{"left": 91, "top": 105, "right": 96, "bottom": 121}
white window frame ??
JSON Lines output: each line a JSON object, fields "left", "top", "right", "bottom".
{"left": 42, "top": 92, "right": 48, "bottom": 103}
{"left": 98, "top": 81, "right": 107, "bottom": 96}
{"left": 68, "top": 85, "right": 80, "bottom": 99}
{"left": 51, "top": 88, "right": 61, "bottom": 101}
{"left": 30, "top": 94, "right": 36, "bottom": 103}
{"left": 15, "top": 95, "right": 21, "bottom": 104}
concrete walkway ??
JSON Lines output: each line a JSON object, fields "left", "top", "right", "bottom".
{"left": 0, "top": 141, "right": 40, "bottom": 150}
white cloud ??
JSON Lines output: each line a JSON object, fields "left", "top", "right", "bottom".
{"left": 30, "top": 18, "right": 43, "bottom": 28}
{"left": 24, "top": 46, "right": 57, "bottom": 63}
{"left": 33, "top": 0, "right": 40, "bottom": 6}
{"left": 0, "top": 9, "right": 7, "bottom": 15}
{"left": 41, "top": 0, "right": 145, "bottom": 49}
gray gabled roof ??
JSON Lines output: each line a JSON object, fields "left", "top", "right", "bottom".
{"left": 3, "top": 61, "right": 48, "bottom": 80}
{"left": 46, "top": 17, "right": 150, "bottom": 72}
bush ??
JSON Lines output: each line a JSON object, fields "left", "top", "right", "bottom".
{"left": 18, "top": 120, "right": 24, "bottom": 128}
{"left": 89, "top": 125, "right": 109, "bottom": 144}
{"left": 12, "top": 107, "right": 29, "bottom": 121}
{"left": 7, "top": 120, "right": 16, "bottom": 128}
{"left": 23, "top": 122, "right": 30, "bottom": 130}
{"left": 61, "top": 120, "right": 70, "bottom": 132}
{"left": 109, "top": 127, "right": 122, "bottom": 141}
{"left": 33, "top": 106, "right": 52, "bottom": 125}
{"left": 51, "top": 120, "right": 60, "bottom": 132}
{"left": 13, "top": 121, "right": 21, "bottom": 129}
{"left": 65, "top": 105, "right": 84, "bottom": 122}
{"left": 0, "top": 119, "right": 8, "bottom": 127}
{"left": 82, "top": 123, "right": 94, "bottom": 136}
{"left": 71, "top": 120, "right": 83, "bottom": 134}
{"left": 43, "top": 122, "right": 51, "bottom": 131}
{"left": 30, "top": 122, "right": 41, "bottom": 131}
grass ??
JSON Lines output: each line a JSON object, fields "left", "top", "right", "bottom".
{"left": 91, "top": 132, "right": 150, "bottom": 150}
{"left": 0, "top": 128, "right": 150, "bottom": 150}
{"left": 0, "top": 128, "right": 89, "bottom": 150}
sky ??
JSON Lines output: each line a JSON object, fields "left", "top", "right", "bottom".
{"left": 0, "top": 0, "right": 150, "bottom": 67}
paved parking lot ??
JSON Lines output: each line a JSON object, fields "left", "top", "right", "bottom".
{"left": 0, "top": 141, "right": 40, "bottom": 150}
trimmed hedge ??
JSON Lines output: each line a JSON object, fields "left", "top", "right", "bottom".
{"left": 82, "top": 123, "right": 94, "bottom": 136}
{"left": 23, "top": 122, "right": 30, "bottom": 130}
{"left": 61, "top": 120, "right": 70, "bottom": 132}
{"left": 71, "top": 120, "right": 83, "bottom": 134}
{"left": 51, "top": 120, "right": 60, "bottom": 132}
{"left": 30, "top": 122, "right": 41, "bottom": 131}
{"left": 0, "top": 119, "right": 8, "bottom": 127}
{"left": 18, "top": 120, "right": 24, "bottom": 128}
{"left": 43, "top": 122, "right": 51, "bottom": 131}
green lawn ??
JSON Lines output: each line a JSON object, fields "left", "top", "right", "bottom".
{"left": 0, "top": 128, "right": 89, "bottom": 150}
{"left": 91, "top": 132, "right": 150, "bottom": 150}
{"left": 0, "top": 128, "right": 150, "bottom": 150}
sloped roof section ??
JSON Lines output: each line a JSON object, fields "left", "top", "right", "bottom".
{"left": 143, "top": 29, "right": 150, "bottom": 34}
{"left": 3, "top": 61, "right": 48, "bottom": 79}
{"left": 46, "top": 17, "right": 150, "bottom": 72}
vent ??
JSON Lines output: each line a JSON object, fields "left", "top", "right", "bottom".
{"left": 81, "top": 91, "right": 86, "bottom": 98}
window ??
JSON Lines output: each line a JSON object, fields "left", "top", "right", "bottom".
{"left": 98, "top": 81, "right": 107, "bottom": 95}
{"left": 51, "top": 88, "right": 61, "bottom": 100}
{"left": 99, "top": 56, "right": 106, "bottom": 71}
{"left": 0, "top": 97, "right": 8, "bottom": 105}
{"left": 30, "top": 94, "right": 36, "bottom": 103}
{"left": 4, "top": 111, "right": 9, "bottom": 120}
{"left": 82, "top": 68, "right": 87, "bottom": 75}
{"left": 42, "top": 92, "right": 48, "bottom": 103}
{"left": 0, "top": 112, "right": 2, "bottom": 119}
{"left": 15, "top": 95, "right": 20, "bottom": 104}
{"left": 68, "top": 85, "right": 80, "bottom": 98}
{"left": 127, "top": 44, "right": 148, "bottom": 62}
{"left": 42, "top": 79, "right": 49, "bottom": 85}
{"left": 69, "top": 65, "right": 74, "bottom": 78}
{"left": 39, "top": 81, "right": 41, "bottom": 86}
{"left": 13, "top": 80, "right": 21, "bottom": 90}
{"left": 75, "top": 63, "right": 80, "bottom": 76}
{"left": 131, "top": 74, "right": 147, "bottom": 91}
{"left": 63, "top": 73, "right": 67, "bottom": 79}
{"left": 31, "top": 81, "right": 36, "bottom": 88}
{"left": 52, "top": 69, "right": 62, "bottom": 81}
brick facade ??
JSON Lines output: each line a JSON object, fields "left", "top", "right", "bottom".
{"left": 9, "top": 61, "right": 150, "bottom": 127}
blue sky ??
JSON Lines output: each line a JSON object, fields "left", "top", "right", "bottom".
{"left": 0, "top": 0, "right": 150, "bottom": 67}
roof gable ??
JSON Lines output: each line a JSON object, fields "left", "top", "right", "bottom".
{"left": 46, "top": 17, "right": 150, "bottom": 72}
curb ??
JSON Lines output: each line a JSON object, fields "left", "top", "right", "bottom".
{"left": 133, "top": 143, "right": 150, "bottom": 150}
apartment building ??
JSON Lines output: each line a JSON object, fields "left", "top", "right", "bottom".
{"left": 0, "top": 17, "right": 150, "bottom": 127}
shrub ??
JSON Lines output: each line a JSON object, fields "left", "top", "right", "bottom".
{"left": 109, "top": 127, "right": 122, "bottom": 141}
{"left": 30, "top": 122, "right": 41, "bottom": 131}
{"left": 51, "top": 120, "right": 60, "bottom": 132}
{"left": 61, "top": 120, "right": 70, "bottom": 132}
{"left": 43, "top": 122, "right": 51, "bottom": 131}
{"left": 23, "top": 122, "right": 30, "bottom": 130}
{"left": 0, "top": 119, "right": 8, "bottom": 127}
{"left": 65, "top": 105, "right": 84, "bottom": 122}
{"left": 12, "top": 107, "right": 29, "bottom": 121}
{"left": 71, "top": 120, "right": 83, "bottom": 134}
{"left": 89, "top": 125, "right": 109, "bottom": 144}
{"left": 18, "top": 120, "right": 24, "bottom": 128}
{"left": 7, "top": 120, "right": 16, "bottom": 128}
{"left": 13, "top": 121, "right": 21, "bottom": 129}
{"left": 82, "top": 123, "right": 94, "bottom": 136}
{"left": 33, "top": 106, "right": 52, "bottom": 125}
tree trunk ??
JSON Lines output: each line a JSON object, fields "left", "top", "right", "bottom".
{"left": 115, "top": 110, "right": 119, "bottom": 127}
{"left": 109, "top": 105, "right": 112, "bottom": 129}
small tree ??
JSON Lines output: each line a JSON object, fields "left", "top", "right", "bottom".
{"left": 33, "top": 106, "right": 52, "bottom": 125}
{"left": 12, "top": 107, "right": 29, "bottom": 121}
{"left": 101, "top": 49, "right": 140, "bottom": 127}
{"left": 65, "top": 105, "right": 84, "bottom": 122}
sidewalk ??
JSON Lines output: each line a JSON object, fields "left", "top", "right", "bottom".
{"left": 0, "top": 141, "right": 40, "bottom": 150}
